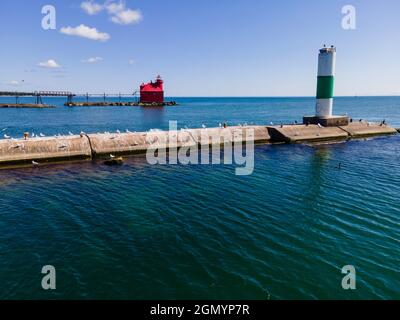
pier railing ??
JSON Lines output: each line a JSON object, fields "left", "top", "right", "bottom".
{"left": 0, "top": 90, "right": 139, "bottom": 105}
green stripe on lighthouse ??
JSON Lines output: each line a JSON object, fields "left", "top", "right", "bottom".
{"left": 316, "top": 76, "right": 334, "bottom": 99}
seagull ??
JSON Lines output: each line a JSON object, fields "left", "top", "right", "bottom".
{"left": 4, "top": 134, "right": 10, "bottom": 139}
{"left": 110, "top": 154, "right": 115, "bottom": 158}
{"left": 32, "top": 160, "right": 39, "bottom": 166}
{"left": 202, "top": 124, "right": 206, "bottom": 129}
{"left": 69, "top": 131, "right": 74, "bottom": 136}
{"left": 39, "top": 133, "right": 45, "bottom": 137}
{"left": 270, "top": 122, "right": 274, "bottom": 126}
{"left": 116, "top": 130, "right": 121, "bottom": 134}
{"left": 126, "top": 129, "right": 131, "bottom": 133}
{"left": 317, "top": 123, "right": 323, "bottom": 128}
{"left": 32, "top": 133, "right": 35, "bottom": 137}
{"left": 219, "top": 123, "right": 222, "bottom": 128}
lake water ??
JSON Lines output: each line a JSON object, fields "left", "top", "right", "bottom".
{"left": 0, "top": 96, "right": 399, "bottom": 299}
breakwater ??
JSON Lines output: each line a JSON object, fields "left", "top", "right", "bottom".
{"left": 64, "top": 101, "right": 177, "bottom": 107}
{"left": 0, "top": 122, "right": 396, "bottom": 168}
{"left": 0, "top": 103, "right": 55, "bottom": 108}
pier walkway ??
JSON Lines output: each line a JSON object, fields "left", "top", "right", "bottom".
{"left": 0, "top": 122, "right": 397, "bottom": 168}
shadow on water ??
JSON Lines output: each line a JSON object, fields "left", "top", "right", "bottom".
{"left": 303, "top": 146, "right": 332, "bottom": 209}
{"left": 139, "top": 106, "right": 165, "bottom": 129}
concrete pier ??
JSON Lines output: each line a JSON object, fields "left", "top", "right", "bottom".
{"left": 0, "top": 135, "right": 92, "bottom": 167}
{"left": 0, "top": 122, "right": 396, "bottom": 168}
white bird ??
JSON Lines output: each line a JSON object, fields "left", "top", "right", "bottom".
{"left": 317, "top": 123, "right": 323, "bottom": 128}
{"left": 110, "top": 154, "right": 115, "bottom": 158}
{"left": 270, "top": 122, "right": 274, "bottom": 126}
{"left": 69, "top": 131, "right": 73, "bottom": 136}
{"left": 202, "top": 124, "right": 206, "bottom": 129}
{"left": 40, "top": 133, "right": 45, "bottom": 137}
{"left": 32, "top": 133, "right": 35, "bottom": 137}
{"left": 4, "top": 134, "right": 10, "bottom": 139}
{"left": 116, "top": 130, "right": 121, "bottom": 134}
{"left": 219, "top": 123, "right": 222, "bottom": 128}
{"left": 126, "top": 129, "right": 131, "bottom": 133}
{"left": 32, "top": 160, "right": 39, "bottom": 166}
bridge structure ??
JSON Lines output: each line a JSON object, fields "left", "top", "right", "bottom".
{"left": 0, "top": 90, "right": 141, "bottom": 105}
{"left": 0, "top": 91, "right": 76, "bottom": 104}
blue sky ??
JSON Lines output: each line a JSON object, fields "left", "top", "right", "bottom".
{"left": 1, "top": 0, "right": 399, "bottom": 96}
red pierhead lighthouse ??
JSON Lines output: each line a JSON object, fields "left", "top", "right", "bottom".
{"left": 140, "top": 75, "right": 164, "bottom": 104}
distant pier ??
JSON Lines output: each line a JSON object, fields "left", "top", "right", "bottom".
{"left": 0, "top": 90, "right": 176, "bottom": 108}
{"left": 64, "top": 101, "right": 177, "bottom": 107}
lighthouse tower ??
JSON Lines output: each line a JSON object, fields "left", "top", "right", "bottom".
{"left": 140, "top": 75, "right": 164, "bottom": 104}
{"left": 316, "top": 46, "right": 336, "bottom": 117}
{"left": 303, "top": 46, "right": 349, "bottom": 127}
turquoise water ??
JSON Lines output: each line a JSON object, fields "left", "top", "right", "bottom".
{"left": 0, "top": 97, "right": 399, "bottom": 299}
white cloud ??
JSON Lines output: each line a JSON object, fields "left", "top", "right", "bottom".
{"left": 60, "top": 24, "right": 110, "bottom": 41}
{"left": 80, "top": 1, "right": 103, "bottom": 15}
{"left": 8, "top": 80, "right": 21, "bottom": 86}
{"left": 38, "top": 59, "right": 61, "bottom": 68}
{"left": 105, "top": 2, "right": 125, "bottom": 15}
{"left": 110, "top": 8, "right": 142, "bottom": 25}
{"left": 82, "top": 57, "right": 103, "bottom": 63}
{"left": 80, "top": 1, "right": 142, "bottom": 25}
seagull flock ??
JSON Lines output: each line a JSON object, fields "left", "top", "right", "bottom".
{"left": 1, "top": 122, "right": 260, "bottom": 142}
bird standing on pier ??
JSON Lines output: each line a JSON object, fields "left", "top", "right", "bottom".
{"left": 40, "top": 133, "right": 45, "bottom": 137}
{"left": 4, "top": 134, "right": 11, "bottom": 139}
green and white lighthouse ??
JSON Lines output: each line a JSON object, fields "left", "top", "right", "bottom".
{"left": 303, "top": 46, "right": 349, "bottom": 127}
{"left": 316, "top": 46, "right": 336, "bottom": 117}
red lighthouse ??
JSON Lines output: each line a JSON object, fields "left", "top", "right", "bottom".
{"left": 140, "top": 75, "right": 164, "bottom": 104}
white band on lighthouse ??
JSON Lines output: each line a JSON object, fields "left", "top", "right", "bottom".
{"left": 315, "top": 47, "right": 336, "bottom": 117}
